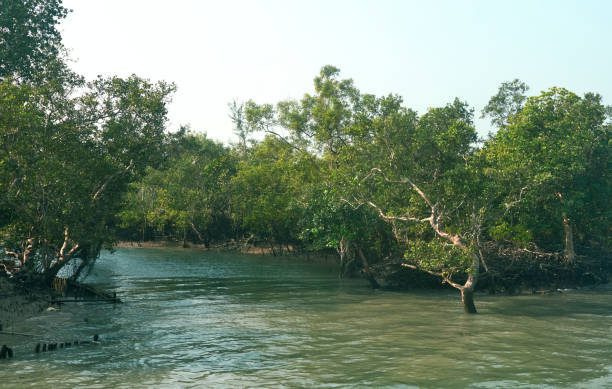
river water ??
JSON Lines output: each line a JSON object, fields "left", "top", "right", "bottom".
{"left": 1, "top": 248, "right": 611, "bottom": 387}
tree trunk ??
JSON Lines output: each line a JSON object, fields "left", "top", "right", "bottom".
{"left": 357, "top": 247, "right": 380, "bottom": 289}
{"left": 461, "top": 287, "right": 477, "bottom": 314}
{"left": 190, "top": 222, "right": 204, "bottom": 243}
{"left": 182, "top": 227, "right": 188, "bottom": 248}
{"left": 268, "top": 239, "right": 277, "bottom": 256}
{"left": 337, "top": 237, "right": 348, "bottom": 279}
{"left": 556, "top": 193, "right": 576, "bottom": 264}
{"left": 365, "top": 175, "right": 481, "bottom": 313}
{"left": 562, "top": 215, "right": 576, "bottom": 264}
{"left": 459, "top": 255, "right": 479, "bottom": 314}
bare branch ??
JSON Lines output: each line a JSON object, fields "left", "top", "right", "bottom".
{"left": 477, "top": 235, "right": 488, "bottom": 273}
{"left": 405, "top": 179, "right": 434, "bottom": 209}
{"left": 401, "top": 263, "right": 463, "bottom": 290}
{"left": 65, "top": 243, "right": 80, "bottom": 259}
{"left": 21, "top": 238, "right": 33, "bottom": 265}
{"left": 366, "top": 201, "right": 429, "bottom": 223}
{"left": 362, "top": 167, "right": 408, "bottom": 186}
{"left": 340, "top": 197, "right": 365, "bottom": 210}
{"left": 516, "top": 247, "right": 561, "bottom": 258}
{"left": 364, "top": 168, "right": 464, "bottom": 247}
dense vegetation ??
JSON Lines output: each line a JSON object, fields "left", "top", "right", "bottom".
{"left": 1, "top": 0, "right": 609, "bottom": 313}
{"left": 0, "top": 0, "right": 174, "bottom": 284}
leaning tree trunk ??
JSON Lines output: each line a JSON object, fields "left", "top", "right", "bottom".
{"left": 431, "top": 251, "right": 479, "bottom": 314}
{"left": 41, "top": 227, "right": 80, "bottom": 286}
{"left": 365, "top": 169, "right": 482, "bottom": 314}
{"left": 460, "top": 288, "right": 477, "bottom": 314}
{"left": 415, "top": 198, "right": 480, "bottom": 314}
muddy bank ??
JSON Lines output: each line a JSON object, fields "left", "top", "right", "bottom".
{"left": 116, "top": 240, "right": 207, "bottom": 249}
{"left": 115, "top": 240, "right": 341, "bottom": 266}
{"left": 0, "top": 276, "right": 54, "bottom": 333}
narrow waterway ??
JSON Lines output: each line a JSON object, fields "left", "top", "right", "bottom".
{"left": 2, "top": 248, "right": 611, "bottom": 387}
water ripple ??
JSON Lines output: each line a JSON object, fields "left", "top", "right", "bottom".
{"left": 2, "top": 248, "right": 611, "bottom": 387}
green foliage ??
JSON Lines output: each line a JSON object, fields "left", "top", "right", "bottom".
{"left": 230, "top": 136, "right": 317, "bottom": 245}
{"left": 404, "top": 240, "right": 473, "bottom": 276}
{"left": 117, "top": 132, "right": 235, "bottom": 243}
{"left": 483, "top": 87, "right": 610, "bottom": 252}
{"left": 0, "top": 55, "right": 174, "bottom": 280}
{"left": 239, "top": 66, "right": 487, "bottom": 289}
{"left": 0, "top": 0, "right": 70, "bottom": 81}
{"left": 482, "top": 79, "right": 529, "bottom": 128}
{"left": 488, "top": 222, "right": 532, "bottom": 245}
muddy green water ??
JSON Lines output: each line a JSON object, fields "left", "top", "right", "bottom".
{"left": 1, "top": 248, "right": 611, "bottom": 387}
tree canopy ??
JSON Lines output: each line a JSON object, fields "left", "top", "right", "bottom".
{"left": 0, "top": 0, "right": 69, "bottom": 81}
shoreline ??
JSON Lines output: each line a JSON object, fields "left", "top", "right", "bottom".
{"left": 114, "top": 240, "right": 341, "bottom": 265}
{"left": 0, "top": 277, "right": 54, "bottom": 334}
{"left": 112, "top": 241, "right": 610, "bottom": 295}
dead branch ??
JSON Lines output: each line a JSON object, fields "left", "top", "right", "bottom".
{"left": 263, "top": 128, "right": 308, "bottom": 154}
{"left": 59, "top": 227, "right": 69, "bottom": 260}
{"left": 516, "top": 247, "right": 561, "bottom": 258}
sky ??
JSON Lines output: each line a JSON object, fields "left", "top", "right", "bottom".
{"left": 60, "top": 0, "right": 612, "bottom": 143}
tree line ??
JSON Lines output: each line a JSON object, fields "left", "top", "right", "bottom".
{"left": 1, "top": 0, "right": 609, "bottom": 313}
{"left": 117, "top": 67, "right": 609, "bottom": 312}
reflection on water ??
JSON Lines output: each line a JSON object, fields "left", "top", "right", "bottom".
{"left": 2, "top": 248, "right": 611, "bottom": 387}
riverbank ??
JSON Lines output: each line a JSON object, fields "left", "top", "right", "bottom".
{"left": 0, "top": 276, "right": 53, "bottom": 333}
{"left": 113, "top": 241, "right": 610, "bottom": 294}
{"left": 115, "top": 240, "right": 341, "bottom": 265}
{"left": 116, "top": 239, "right": 298, "bottom": 254}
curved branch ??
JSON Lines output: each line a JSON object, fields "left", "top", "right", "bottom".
{"left": 365, "top": 167, "right": 480, "bottom": 291}
{"left": 401, "top": 263, "right": 463, "bottom": 290}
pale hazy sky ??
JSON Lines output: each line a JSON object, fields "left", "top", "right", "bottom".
{"left": 61, "top": 0, "right": 612, "bottom": 143}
